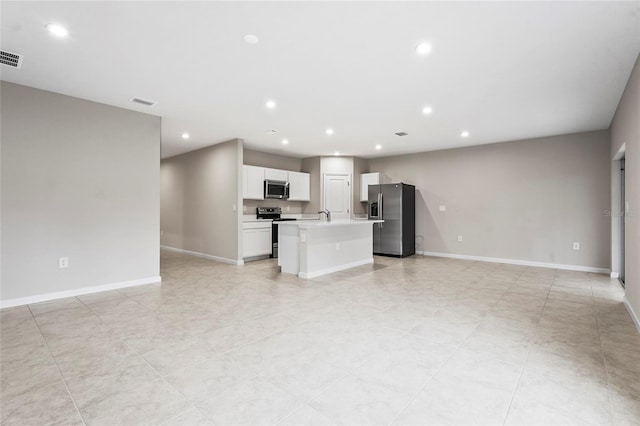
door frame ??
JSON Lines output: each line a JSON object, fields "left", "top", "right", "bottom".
{"left": 611, "top": 144, "right": 626, "bottom": 282}
{"left": 322, "top": 173, "right": 352, "bottom": 219}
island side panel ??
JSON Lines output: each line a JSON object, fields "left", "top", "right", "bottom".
{"left": 300, "top": 224, "right": 374, "bottom": 278}
{"left": 278, "top": 224, "right": 300, "bottom": 275}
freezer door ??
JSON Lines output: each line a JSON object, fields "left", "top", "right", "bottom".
{"left": 379, "top": 184, "right": 403, "bottom": 255}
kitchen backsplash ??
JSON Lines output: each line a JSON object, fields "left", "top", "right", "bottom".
{"left": 242, "top": 199, "right": 305, "bottom": 215}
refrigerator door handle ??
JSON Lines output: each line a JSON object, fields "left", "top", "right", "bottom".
{"left": 378, "top": 193, "right": 383, "bottom": 228}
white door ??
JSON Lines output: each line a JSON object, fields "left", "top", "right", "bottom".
{"left": 323, "top": 174, "right": 351, "bottom": 220}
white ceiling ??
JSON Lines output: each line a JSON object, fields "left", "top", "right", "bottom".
{"left": 2, "top": 1, "right": 639, "bottom": 159}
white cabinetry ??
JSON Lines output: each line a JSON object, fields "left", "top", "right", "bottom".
{"left": 243, "top": 222, "right": 272, "bottom": 258}
{"left": 288, "top": 171, "right": 310, "bottom": 201}
{"left": 264, "top": 168, "right": 288, "bottom": 181}
{"left": 243, "top": 165, "right": 310, "bottom": 201}
{"left": 243, "top": 165, "right": 264, "bottom": 200}
{"left": 360, "top": 172, "right": 389, "bottom": 201}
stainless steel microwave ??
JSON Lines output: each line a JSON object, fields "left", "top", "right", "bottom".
{"left": 264, "top": 179, "right": 289, "bottom": 199}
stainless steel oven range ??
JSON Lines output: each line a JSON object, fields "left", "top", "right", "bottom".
{"left": 256, "top": 207, "right": 296, "bottom": 258}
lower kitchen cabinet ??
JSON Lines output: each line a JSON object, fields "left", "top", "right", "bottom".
{"left": 243, "top": 222, "right": 272, "bottom": 258}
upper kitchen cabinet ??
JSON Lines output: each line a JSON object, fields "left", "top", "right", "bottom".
{"left": 360, "top": 172, "right": 389, "bottom": 201}
{"left": 264, "top": 168, "right": 288, "bottom": 181}
{"left": 288, "top": 171, "right": 310, "bottom": 201}
{"left": 243, "top": 165, "right": 264, "bottom": 200}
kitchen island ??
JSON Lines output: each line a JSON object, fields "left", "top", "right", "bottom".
{"left": 277, "top": 219, "right": 383, "bottom": 279}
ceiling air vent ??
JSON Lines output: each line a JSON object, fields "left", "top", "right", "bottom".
{"left": 395, "top": 131, "right": 408, "bottom": 136}
{"left": 0, "top": 50, "right": 24, "bottom": 69}
{"left": 130, "top": 97, "right": 157, "bottom": 107}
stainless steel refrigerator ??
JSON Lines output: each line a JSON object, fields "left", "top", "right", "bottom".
{"left": 368, "top": 183, "right": 415, "bottom": 257}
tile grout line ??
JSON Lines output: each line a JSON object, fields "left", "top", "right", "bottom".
{"left": 10, "top": 255, "right": 627, "bottom": 425}
{"left": 27, "top": 303, "right": 88, "bottom": 426}
{"left": 74, "top": 293, "right": 200, "bottom": 423}
{"left": 389, "top": 268, "right": 520, "bottom": 426}
{"left": 592, "top": 276, "right": 618, "bottom": 426}
{"left": 98, "top": 294, "right": 208, "bottom": 424}
{"left": 386, "top": 302, "right": 493, "bottom": 426}
{"left": 500, "top": 267, "right": 556, "bottom": 425}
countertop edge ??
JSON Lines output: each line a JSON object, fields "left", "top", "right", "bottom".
{"left": 275, "top": 220, "right": 383, "bottom": 228}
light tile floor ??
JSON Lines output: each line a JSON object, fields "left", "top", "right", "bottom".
{"left": 1, "top": 250, "right": 639, "bottom": 425}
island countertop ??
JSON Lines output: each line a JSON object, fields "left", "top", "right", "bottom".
{"left": 274, "top": 219, "right": 383, "bottom": 228}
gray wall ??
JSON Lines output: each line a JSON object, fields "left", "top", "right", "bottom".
{"left": 160, "top": 139, "right": 242, "bottom": 263}
{"left": 611, "top": 54, "right": 640, "bottom": 323}
{"left": 370, "top": 130, "right": 611, "bottom": 269}
{"left": 1, "top": 82, "right": 161, "bottom": 303}
{"left": 243, "top": 149, "right": 302, "bottom": 171}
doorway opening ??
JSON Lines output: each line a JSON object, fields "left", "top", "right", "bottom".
{"left": 620, "top": 157, "right": 625, "bottom": 287}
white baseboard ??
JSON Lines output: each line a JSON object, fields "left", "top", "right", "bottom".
{"left": 623, "top": 296, "right": 640, "bottom": 334}
{"left": 417, "top": 251, "right": 610, "bottom": 274}
{"left": 0, "top": 276, "right": 162, "bottom": 309}
{"left": 161, "top": 245, "right": 244, "bottom": 265}
{"left": 610, "top": 272, "right": 620, "bottom": 279}
{"left": 299, "top": 258, "right": 373, "bottom": 279}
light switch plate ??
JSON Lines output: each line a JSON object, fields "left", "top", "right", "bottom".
{"left": 439, "top": 205, "right": 446, "bottom": 212}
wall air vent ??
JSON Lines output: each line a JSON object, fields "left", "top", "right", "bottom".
{"left": 0, "top": 50, "right": 23, "bottom": 69}
{"left": 130, "top": 97, "right": 157, "bottom": 107}
{"left": 395, "top": 131, "right": 408, "bottom": 136}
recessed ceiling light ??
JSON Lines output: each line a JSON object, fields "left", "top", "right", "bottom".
{"left": 47, "top": 23, "right": 69, "bottom": 38}
{"left": 422, "top": 106, "right": 433, "bottom": 115}
{"left": 375, "top": 145, "right": 382, "bottom": 150}
{"left": 282, "top": 139, "right": 289, "bottom": 145}
{"left": 181, "top": 133, "right": 190, "bottom": 140}
{"left": 415, "top": 42, "right": 432, "bottom": 55}
{"left": 326, "top": 128, "right": 334, "bottom": 135}
{"left": 265, "top": 100, "right": 276, "bottom": 109}
{"left": 461, "top": 131, "right": 470, "bottom": 138}
{"left": 334, "top": 151, "right": 340, "bottom": 156}
{"left": 243, "top": 34, "right": 259, "bottom": 44}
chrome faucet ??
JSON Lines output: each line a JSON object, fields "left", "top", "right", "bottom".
{"left": 318, "top": 209, "right": 331, "bottom": 221}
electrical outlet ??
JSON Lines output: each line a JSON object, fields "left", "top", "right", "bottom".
{"left": 439, "top": 205, "right": 446, "bottom": 212}
{"left": 336, "top": 242, "right": 341, "bottom": 250}
{"left": 243, "top": 205, "right": 247, "bottom": 212}
{"left": 287, "top": 205, "right": 290, "bottom": 212}
{"left": 457, "top": 235, "right": 463, "bottom": 242}
{"left": 232, "top": 204, "right": 237, "bottom": 212}
{"left": 59, "top": 257, "right": 69, "bottom": 269}
{"left": 573, "top": 242, "right": 580, "bottom": 250}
